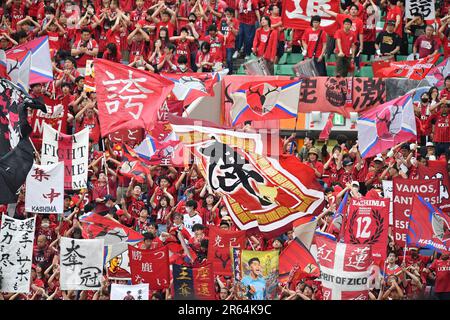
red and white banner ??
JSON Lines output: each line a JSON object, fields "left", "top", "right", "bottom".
{"left": 171, "top": 117, "right": 324, "bottom": 233}
{"left": 230, "top": 79, "right": 301, "bottom": 126}
{"left": 30, "top": 96, "right": 68, "bottom": 150}
{"left": 372, "top": 53, "right": 440, "bottom": 80}
{"left": 344, "top": 198, "right": 390, "bottom": 263}
{"left": 128, "top": 245, "right": 170, "bottom": 290}
{"left": 107, "top": 128, "right": 144, "bottom": 148}
{"left": 418, "top": 160, "right": 450, "bottom": 212}
{"left": 282, "top": 0, "right": 340, "bottom": 31}
{"left": 95, "top": 58, "right": 174, "bottom": 137}
{"left": 25, "top": 162, "right": 64, "bottom": 214}
{"left": 392, "top": 178, "right": 441, "bottom": 246}
{"left": 207, "top": 226, "right": 246, "bottom": 276}
{"left": 316, "top": 237, "right": 372, "bottom": 300}
{"left": 41, "top": 123, "right": 89, "bottom": 190}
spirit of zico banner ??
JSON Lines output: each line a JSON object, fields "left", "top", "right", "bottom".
{"left": 344, "top": 198, "right": 390, "bottom": 263}
{"left": 231, "top": 248, "right": 279, "bottom": 300}
{"left": 392, "top": 178, "right": 440, "bottom": 246}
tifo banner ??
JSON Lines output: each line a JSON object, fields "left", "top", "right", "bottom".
{"left": 316, "top": 237, "right": 372, "bottom": 300}
{"left": 418, "top": 160, "right": 450, "bottom": 212}
{"left": 357, "top": 94, "right": 416, "bottom": 159}
{"left": 110, "top": 283, "right": 149, "bottom": 300}
{"left": 94, "top": 58, "right": 174, "bottom": 137}
{"left": 281, "top": 0, "right": 340, "bottom": 30}
{"left": 426, "top": 58, "right": 450, "bottom": 88}
{"left": 128, "top": 245, "right": 170, "bottom": 290}
{"left": 25, "top": 162, "right": 64, "bottom": 214}
{"left": 223, "top": 76, "right": 386, "bottom": 122}
{"left": 41, "top": 123, "right": 89, "bottom": 190}
{"left": 60, "top": 237, "right": 104, "bottom": 291}
{"left": 230, "top": 79, "right": 301, "bottom": 126}
{"left": 407, "top": 195, "right": 450, "bottom": 253}
{"left": 173, "top": 264, "right": 215, "bottom": 300}
{"left": 232, "top": 248, "right": 279, "bottom": 300}
{"left": 279, "top": 238, "right": 320, "bottom": 283}
{"left": 107, "top": 128, "right": 144, "bottom": 147}
{"left": 382, "top": 180, "right": 394, "bottom": 225}
{"left": 30, "top": 96, "right": 67, "bottom": 149}
{"left": 373, "top": 53, "right": 440, "bottom": 80}
{"left": 119, "top": 144, "right": 152, "bottom": 183}
{"left": 80, "top": 212, "right": 144, "bottom": 263}
{"left": 106, "top": 250, "right": 132, "bottom": 280}
{"left": 384, "top": 78, "right": 428, "bottom": 102}
{"left": 0, "top": 216, "right": 35, "bottom": 293}
{"left": 207, "top": 226, "right": 246, "bottom": 276}
{"left": 174, "top": 121, "right": 324, "bottom": 232}
{"left": 405, "top": 0, "right": 435, "bottom": 19}
{"left": 344, "top": 198, "right": 390, "bottom": 263}
{"left": 392, "top": 178, "right": 440, "bottom": 246}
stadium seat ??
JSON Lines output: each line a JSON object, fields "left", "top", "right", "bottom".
{"left": 285, "top": 53, "right": 303, "bottom": 64}
{"left": 278, "top": 53, "right": 288, "bottom": 64}
{"left": 275, "top": 64, "right": 296, "bottom": 76}
{"left": 236, "top": 65, "right": 246, "bottom": 75}
{"left": 397, "top": 55, "right": 408, "bottom": 61}
{"left": 357, "top": 66, "right": 374, "bottom": 78}
{"left": 326, "top": 65, "right": 336, "bottom": 76}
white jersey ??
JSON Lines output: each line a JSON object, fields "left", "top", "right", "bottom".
{"left": 183, "top": 213, "right": 203, "bottom": 237}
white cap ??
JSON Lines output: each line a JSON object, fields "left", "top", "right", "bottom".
{"left": 426, "top": 142, "right": 435, "bottom": 147}
{"left": 351, "top": 181, "right": 360, "bottom": 188}
{"left": 374, "top": 156, "right": 383, "bottom": 162}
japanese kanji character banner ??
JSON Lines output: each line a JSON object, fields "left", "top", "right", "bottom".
{"left": 315, "top": 236, "right": 372, "bottom": 300}
{"left": 207, "top": 226, "right": 246, "bottom": 276}
{"left": 344, "top": 198, "right": 390, "bottom": 264}
{"left": 110, "top": 283, "right": 149, "bottom": 300}
{"left": 60, "top": 237, "right": 104, "bottom": 291}
{"left": 281, "top": 0, "right": 340, "bottom": 30}
{"left": 128, "top": 245, "right": 170, "bottom": 290}
{"left": 392, "top": 178, "right": 440, "bottom": 247}
{"left": 173, "top": 263, "right": 215, "bottom": 300}
{"left": 0, "top": 216, "right": 35, "bottom": 293}
{"left": 405, "top": 0, "right": 435, "bottom": 19}
{"left": 41, "top": 123, "right": 89, "bottom": 190}
{"left": 232, "top": 248, "right": 279, "bottom": 300}
{"left": 25, "top": 162, "right": 64, "bottom": 214}
{"left": 418, "top": 161, "right": 450, "bottom": 213}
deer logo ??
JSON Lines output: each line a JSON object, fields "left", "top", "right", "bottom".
{"left": 178, "top": 75, "right": 210, "bottom": 93}
{"left": 375, "top": 104, "right": 403, "bottom": 140}
{"left": 245, "top": 83, "right": 280, "bottom": 115}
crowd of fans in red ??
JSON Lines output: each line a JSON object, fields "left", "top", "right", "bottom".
{"left": 0, "top": 0, "right": 449, "bottom": 301}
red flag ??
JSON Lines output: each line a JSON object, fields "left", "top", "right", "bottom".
{"left": 373, "top": 53, "right": 440, "bottom": 80}
{"left": 281, "top": 0, "right": 340, "bottom": 32}
{"left": 279, "top": 238, "right": 320, "bottom": 284}
{"left": 207, "top": 226, "right": 246, "bottom": 276}
{"left": 316, "top": 237, "right": 372, "bottom": 300}
{"left": 107, "top": 128, "right": 145, "bottom": 147}
{"left": 319, "top": 113, "right": 334, "bottom": 141}
{"left": 128, "top": 245, "right": 170, "bottom": 290}
{"left": 392, "top": 178, "right": 441, "bottom": 247}
{"left": 94, "top": 58, "right": 174, "bottom": 137}
{"left": 119, "top": 144, "right": 151, "bottom": 183}
{"left": 407, "top": 195, "right": 450, "bottom": 253}
{"left": 344, "top": 198, "right": 390, "bottom": 264}
{"left": 418, "top": 160, "right": 450, "bottom": 213}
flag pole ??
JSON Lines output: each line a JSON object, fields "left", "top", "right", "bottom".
{"left": 103, "top": 147, "right": 110, "bottom": 195}
{"left": 28, "top": 137, "right": 41, "bottom": 164}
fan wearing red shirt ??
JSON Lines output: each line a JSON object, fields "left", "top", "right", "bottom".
{"left": 75, "top": 103, "right": 101, "bottom": 146}
{"left": 301, "top": 15, "right": 328, "bottom": 76}
{"left": 138, "top": 232, "right": 164, "bottom": 250}
{"left": 237, "top": 0, "right": 261, "bottom": 58}
{"left": 204, "top": 25, "right": 226, "bottom": 64}
{"left": 252, "top": 16, "right": 278, "bottom": 64}
{"left": 440, "top": 76, "right": 450, "bottom": 101}
{"left": 364, "top": 156, "right": 385, "bottom": 190}
{"left": 152, "top": 3, "right": 176, "bottom": 37}
{"left": 384, "top": 0, "right": 403, "bottom": 38}
{"left": 203, "top": 0, "right": 227, "bottom": 27}
{"left": 6, "top": 0, "right": 28, "bottom": 30}
{"left": 170, "top": 27, "right": 195, "bottom": 65}
{"left": 196, "top": 42, "right": 215, "bottom": 72}
{"left": 427, "top": 103, "right": 450, "bottom": 156}
{"left": 38, "top": 17, "right": 66, "bottom": 55}
{"left": 413, "top": 25, "right": 440, "bottom": 58}
{"left": 426, "top": 254, "right": 450, "bottom": 299}
{"left": 71, "top": 28, "right": 99, "bottom": 71}
{"left": 438, "top": 19, "right": 450, "bottom": 58}
{"left": 127, "top": 23, "right": 151, "bottom": 64}
{"left": 177, "top": 0, "right": 197, "bottom": 32}
{"left": 219, "top": 8, "right": 239, "bottom": 73}
{"left": 158, "top": 42, "right": 178, "bottom": 73}
{"left": 303, "top": 148, "right": 324, "bottom": 180}
{"left": 334, "top": 18, "right": 357, "bottom": 77}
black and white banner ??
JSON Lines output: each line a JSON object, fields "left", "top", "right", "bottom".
{"left": 405, "top": 0, "right": 435, "bottom": 19}
{"left": 0, "top": 216, "right": 36, "bottom": 293}
{"left": 25, "top": 162, "right": 64, "bottom": 214}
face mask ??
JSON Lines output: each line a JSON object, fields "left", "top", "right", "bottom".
{"left": 421, "top": 98, "right": 429, "bottom": 103}
{"left": 41, "top": 222, "right": 50, "bottom": 228}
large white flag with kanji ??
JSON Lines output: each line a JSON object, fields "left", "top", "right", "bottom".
{"left": 25, "top": 162, "right": 64, "bottom": 214}
{"left": 315, "top": 235, "right": 373, "bottom": 300}
{"left": 60, "top": 237, "right": 104, "bottom": 291}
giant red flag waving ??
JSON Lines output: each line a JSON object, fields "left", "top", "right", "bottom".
{"left": 95, "top": 58, "right": 174, "bottom": 137}
{"left": 372, "top": 53, "right": 440, "bottom": 80}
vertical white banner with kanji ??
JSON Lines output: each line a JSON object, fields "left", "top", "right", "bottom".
{"left": 110, "top": 283, "right": 149, "bottom": 300}
{"left": 25, "top": 162, "right": 64, "bottom": 214}
{"left": 405, "top": 0, "right": 435, "bottom": 19}
{"left": 60, "top": 237, "right": 104, "bottom": 290}
{"left": 0, "top": 216, "right": 36, "bottom": 293}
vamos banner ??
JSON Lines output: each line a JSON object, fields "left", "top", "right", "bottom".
{"left": 392, "top": 178, "right": 440, "bottom": 246}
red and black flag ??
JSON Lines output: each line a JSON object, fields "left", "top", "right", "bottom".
{"left": 119, "top": 143, "right": 151, "bottom": 183}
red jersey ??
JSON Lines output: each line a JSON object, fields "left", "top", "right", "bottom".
{"left": 130, "top": 7, "right": 146, "bottom": 24}
{"left": 427, "top": 110, "right": 450, "bottom": 143}
{"left": 175, "top": 39, "right": 192, "bottom": 64}
{"left": 126, "top": 196, "right": 146, "bottom": 219}
{"left": 334, "top": 28, "right": 357, "bottom": 57}
{"left": 336, "top": 14, "right": 364, "bottom": 37}
{"left": 196, "top": 51, "right": 214, "bottom": 72}
{"left": 237, "top": 0, "right": 259, "bottom": 25}
{"left": 203, "top": 0, "right": 227, "bottom": 26}
{"left": 429, "top": 259, "right": 450, "bottom": 292}
{"left": 304, "top": 160, "right": 324, "bottom": 176}
{"left": 156, "top": 21, "right": 175, "bottom": 37}
{"left": 414, "top": 35, "right": 439, "bottom": 58}
{"left": 384, "top": 5, "right": 403, "bottom": 37}
{"left": 252, "top": 27, "right": 278, "bottom": 61}
{"left": 129, "top": 40, "right": 148, "bottom": 64}
{"left": 46, "top": 31, "right": 61, "bottom": 52}
{"left": 302, "top": 27, "right": 327, "bottom": 58}
{"left": 73, "top": 38, "right": 98, "bottom": 68}
{"left": 204, "top": 34, "right": 226, "bottom": 62}
{"left": 219, "top": 18, "right": 240, "bottom": 49}
{"left": 78, "top": 115, "right": 101, "bottom": 144}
